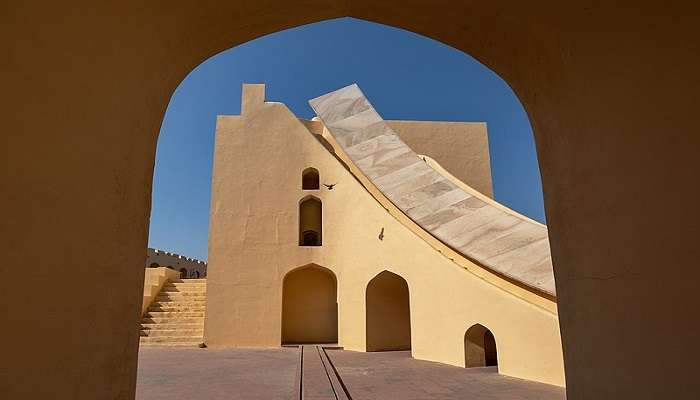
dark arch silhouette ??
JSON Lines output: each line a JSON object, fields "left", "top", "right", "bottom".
{"left": 366, "top": 270, "right": 411, "bottom": 351}
{"left": 282, "top": 264, "right": 337, "bottom": 344}
{"left": 464, "top": 323, "right": 498, "bottom": 368}
{"left": 302, "top": 167, "right": 320, "bottom": 190}
{"left": 299, "top": 196, "right": 322, "bottom": 246}
{"left": 179, "top": 268, "right": 187, "bottom": 279}
{"left": 148, "top": 262, "right": 160, "bottom": 268}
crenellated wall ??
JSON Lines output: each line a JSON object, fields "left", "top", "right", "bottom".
{"left": 146, "top": 248, "right": 207, "bottom": 278}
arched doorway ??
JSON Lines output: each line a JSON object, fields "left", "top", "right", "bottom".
{"left": 366, "top": 270, "right": 411, "bottom": 351}
{"left": 282, "top": 265, "right": 337, "bottom": 344}
{"left": 179, "top": 268, "right": 187, "bottom": 279}
{"left": 299, "top": 196, "right": 322, "bottom": 246}
{"left": 464, "top": 323, "right": 498, "bottom": 368}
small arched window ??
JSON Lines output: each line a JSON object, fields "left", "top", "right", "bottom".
{"left": 302, "top": 168, "right": 320, "bottom": 190}
{"left": 299, "top": 196, "right": 322, "bottom": 246}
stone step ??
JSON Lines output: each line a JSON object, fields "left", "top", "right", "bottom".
{"left": 169, "top": 279, "right": 206, "bottom": 283}
{"left": 138, "top": 277, "right": 207, "bottom": 345}
{"left": 140, "top": 328, "right": 203, "bottom": 337}
{"left": 140, "top": 335, "right": 203, "bottom": 344}
{"left": 156, "top": 293, "right": 206, "bottom": 300}
{"left": 144, "top": 311, "right": 204, "bottom": 318}
{"left": 155, "top": 296, "right": 205, "bottom": 303}
{"left": 164, "top": 282, "right": 206, "bottom": 287}
{"left": 157, "top": 290, "right": 206, "bottom": 296}
{"left": 141, "top": 322, "right": 203, "bottom": 329}
{"left": 152, "top": 303, "right": 204, "bottom": 309}
{"left": 161, "top": 287, "right": 207, "bottom": 293}
{"left": 151, "top": 299, "right": 207, "bottom": 307}
{"left": 140, "top": 342, "right": 203, "bottom": 347}
{"left": 152, "top": 301, "right": 206, "bottom": 307}
{"left": 141, "top": 316, "right": 204, "bottom": 324}
{"left": 148, "top": 306, "right": 206, "bottom": 312}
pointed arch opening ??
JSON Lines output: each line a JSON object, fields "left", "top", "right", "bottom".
{"left": 464, "top": 323, "right": 498, "bottom": 368}
{"left": 282, "top": 264, "right": 338, "bottom": 344}
{"left": 302, "top": 167, "right": 320, "bottom": 190}
{"left": 366, "top": 270, "right": 411, "bottom": 351}
{"left": 299, "top": 196, "right": 322, "bottom": 246}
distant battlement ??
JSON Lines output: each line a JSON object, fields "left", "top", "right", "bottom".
{"left": 146, "top": 247, "right": 207, "bottom": 278}
{"left": 149, "top": 248, "right": 206, "bottom": 265}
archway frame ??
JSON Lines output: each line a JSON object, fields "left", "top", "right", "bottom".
{"left": 3, "top": 3, "right": 696, "bottom": 399}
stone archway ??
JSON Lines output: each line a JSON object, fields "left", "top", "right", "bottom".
{"left": 3, "top": 3, "right": 698, "bottom": 399}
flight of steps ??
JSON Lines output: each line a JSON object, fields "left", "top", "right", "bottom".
{"left": 139, "top": 279, "right": 206, "bottom": 347}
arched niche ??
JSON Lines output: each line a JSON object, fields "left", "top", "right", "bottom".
{"left": 299, "top": 196, "right": 322, "bottom": 246}
{"left": 282, "top": 264, "right": 338, "bottom": 344}
{"left": 365, "top": 270, "right": 411, "bottom": 351}
{"left": 464, "top": 323, "right": 498, "bottom": 368}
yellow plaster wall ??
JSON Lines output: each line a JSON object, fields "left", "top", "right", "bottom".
{"left": 142, "top": 267, "right": 182, "bottom": 316}
{"left": 205, "top": 85, "right": 565, "bottom": 386}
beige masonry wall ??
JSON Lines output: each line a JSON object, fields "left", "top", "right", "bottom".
{"left": 142, "top": 267, "right": 181, "bottom": 315}
{"left": 205, "top": 85, "right": 564, "bottom": 386}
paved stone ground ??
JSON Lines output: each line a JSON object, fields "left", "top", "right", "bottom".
{"left": 327, "top": 350, "right": 565, "bottom": 400}
{"left": 136, "top": 347, "right": 298, "bottom": 400}
{"left": 136, "top": 347, "right": 565, "bottom": 399}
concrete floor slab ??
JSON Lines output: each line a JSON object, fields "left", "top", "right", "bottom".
{"left": 136, "top": 347, "right": 298, "bottom": 400}
{"left": 326, "top": 350, "right": 565, "bottom": 400}
{"left": 136, "top": 348, "right": 565, "bottom": 399}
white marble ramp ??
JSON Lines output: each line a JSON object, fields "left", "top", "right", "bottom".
{"left": 309, "top": 84, "right": 555, "bottom": 296}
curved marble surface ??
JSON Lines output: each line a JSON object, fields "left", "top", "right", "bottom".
{"left": 310, "top": 84, "right": 555, "bottom": 296}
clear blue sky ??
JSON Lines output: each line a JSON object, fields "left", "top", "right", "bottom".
{"left": 149, "top": 17, "right": 544, "bottom": 261}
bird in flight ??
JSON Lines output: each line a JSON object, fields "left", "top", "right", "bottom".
{"left": 323, "top": 183, "right": 336, "bottom": 190}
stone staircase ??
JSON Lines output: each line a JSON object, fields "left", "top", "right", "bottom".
{"left": 139, "top": 279, "right": 206, "bottom": 347}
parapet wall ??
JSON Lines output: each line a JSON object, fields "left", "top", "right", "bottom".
{"left": 146, "top": 248, "right": 207, "bottom": 278}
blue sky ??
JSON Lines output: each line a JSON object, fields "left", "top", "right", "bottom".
{"left": 149, "top": 18, "right": 544, "bottom": 261}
